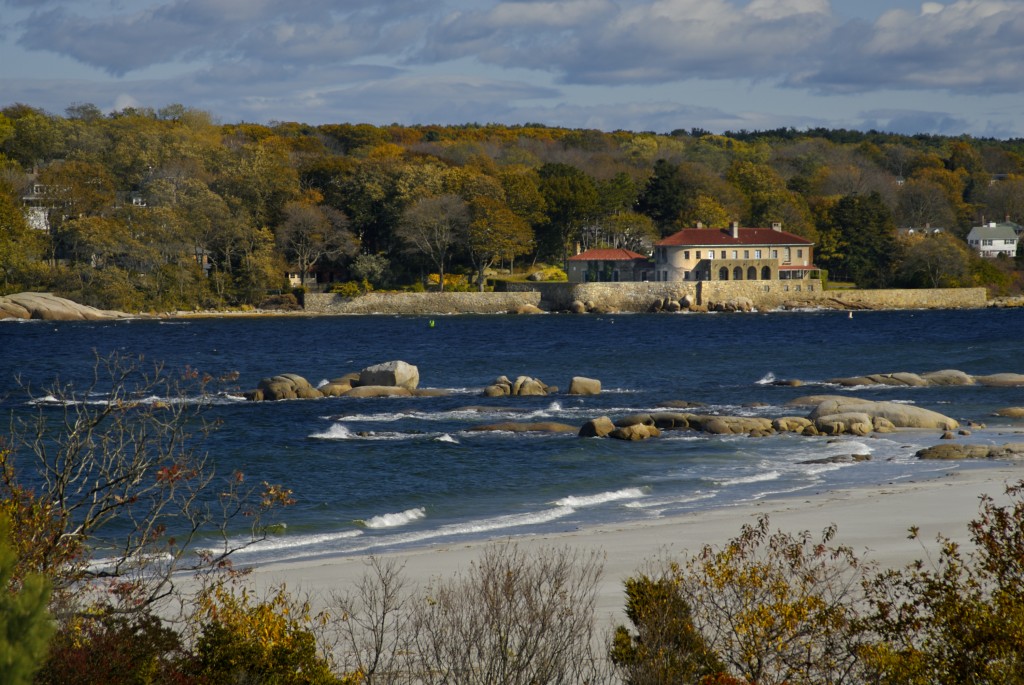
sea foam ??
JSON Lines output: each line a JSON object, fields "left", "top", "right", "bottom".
{"left": 360, "top": 507, "right": 426, "bottom": 529}
{"left": 554, "top": 487, "right": 647, "bottom": 508}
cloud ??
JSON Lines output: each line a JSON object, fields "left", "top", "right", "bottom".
{"left": 15, "top": 0, "right": 436, "bottom": 75}
{"left": 792, "top": 0, "right": 1024, "bottom": 94}
{"left": 421, "top": 0, "right": 835, "bottom": 84}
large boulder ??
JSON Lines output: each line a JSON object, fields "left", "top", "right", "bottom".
{"left": 650, "top": 412, "right": 691, "bottom": 429}
{"left": 994, "top": 407, "right": 1024, "bottom": 418}
{"left": 773, "top": 416, "right": 814, "bottom": 433}
{"left": 359, "top": 361, "right": 419, "bottom": 390}
{"left": 0, "top": 292, "right": 134, "bottom": 321}
{"left": 579, "top": 416, "right": 616, "bottom": 438}
{"left": 567, "top": 376, "right": 602, "bottom": 396}
{"left": 688, "top": 415, "right": 775, "bottom": 436}
{"left": 345, "top": 385, "right": 413, "bottom": 398}
{"left": 920, "top": 369, "right": 976, "bottom": 386}
{"left": 483, "top": 374, "right": 550, "bottom": 397}
{"left": 254, "top": 374, "right": 322, "bottom": 401}
{"left": 319, "top": 372, "right": 361, "bottom": 397}
{"left": 609, "top": 424, "right": 661, "bottom": 441}
{"left": 975, "top": 373, "right": 1024, "bottom": 387}
{"left": 807, "top": 398, "right": 957, "bottom": 430}
{"left": 813, "top": 412, "right": 874, "bottom": 436}
{"left": 916, "top": 443, "right": 1024, "bottom": 460}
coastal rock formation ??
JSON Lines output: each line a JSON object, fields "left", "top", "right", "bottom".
{"left": 916, "top": 443, "right": 1024, "bottom": 460}
{"left": 807, "top": 398, "right": 958, "bottom": 430}
{"left": 975, "top": 373, "right": 1024, "bottom": 387}
{"left": 657, "top": 400, "right": 706, "bottom": 409}
{"left": 825, "top": 368, "right": 1024, "bottom": 388}
{"left": 345, "top": 386, "right": 413, "bottom": 398}
{"left": 0, "top": 292, "right": 136, "bottom": 321}
{"left": 468, "top": 421, "right": 576, "bottom": 433}
{"left": 319, "top": 373, "right": 361, "bottom": 397}
{"left": 359, "top": 360, "right": 420, "bottom": 390}
{"left": 579, "top": 416, "right": 616, "bottom": 438}
{"left": 610, "top": 424, "right": 661, "bottom": 441}
{"left": 650, "top": 412, "right": 691, "bottom": 429}
{"left": 615, "top": 414, "right": 655, "bottom": 427}
{"left": 687, "top": 415, "right": 775, "bottom": 436}
{"left": 248, "top": 374, "right": 322, "bottom": 401}
{"left": 513, "top": 303, "right": 545, "bottom": 315}
{"left": 800, "top": 454, "right": 871, "bottom": 465}
{"left": 772, "top": 417, "right": 814, "bottom": 433}
{"left": 994, "top": 407, "right": 1024, "bottom": 418}
{"left": 813, "top": 412, "right": 874, "bottom": 436}
{"left": 567, "top": 376, "right": 601, "bottom": 395}
{"left": 483, "top": 375, "right": 551, "bottom": 397}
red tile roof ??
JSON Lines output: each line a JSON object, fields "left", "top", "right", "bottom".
{"left": 567, "top": 248, "right": 650, "bottom": 261}
{"left": 656, "top": 227, "right": 813, "bottom": 247}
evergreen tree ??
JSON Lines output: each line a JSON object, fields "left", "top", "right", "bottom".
{"left": 0, "top": 514, "right": 53, "bottom": 685}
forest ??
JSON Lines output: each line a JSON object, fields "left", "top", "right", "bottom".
{"left": 1, "top": 102, "right": 1023, "bottom": 312}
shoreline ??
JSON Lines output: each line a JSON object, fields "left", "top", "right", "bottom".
{"left": 241, "top": 462, "right": 1024, "bottom": 628}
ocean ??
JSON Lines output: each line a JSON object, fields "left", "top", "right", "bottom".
{"left": 2, "top": 307, "right": 1022, "bottom": 566}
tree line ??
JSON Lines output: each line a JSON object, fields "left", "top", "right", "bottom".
{"left": 1, "top": 103, "right": 1023, "bottom": 311}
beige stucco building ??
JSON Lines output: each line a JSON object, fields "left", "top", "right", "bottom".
{"left": 653, "top": 222, "right": 818, "bottom": 283}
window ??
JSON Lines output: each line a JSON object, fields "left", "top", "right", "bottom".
{"left": 797, "top": 248, "right": 803, "bottom": 258}
{"left": 721, "top": 250, "right": 726, "bottom": 259}
{"left": 747, "top": 266, "right": 757, "bottom": 280}
{"left": 755, "top": 249, "right": 762, "bottom": 259}
{"left": 983, "top": 240, "right": 993, "bottom": 246}
{"left": 1006, "top": 240, "right": 1017, "bottom": 245}
{"left": 772, "top": 249, "right": 778, "bottom": 258}
{"left": 707, "top": 250, "right": 713, "bottom": 260}
{"left": 696, "top": 250, "right": 702, "bottom": 259}
{"left": 731, "top": 250, "right": 738, "bottom": 259}
{"left": 743, "top": 250, "right": 749, "bottom": 259}
{"left": 684, "top": 250, "right": 690, "bottom": 260}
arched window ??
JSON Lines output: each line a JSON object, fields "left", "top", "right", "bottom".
{"left": 733, "top": 266, "right": 743, "bottom": 280}
{"left": 719, "top": 266, "right": 729, "bottom": 280}
{"left": 747, "top": 266, "right": 757, "bottom": 280}
{"left": 761, "top": 266, "right": 772, "bottom": 280}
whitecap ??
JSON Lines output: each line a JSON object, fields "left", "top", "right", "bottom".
{"left": 310, "top": 423, "right": 355, "bottom": 440}
{"left": 360, "top": 507, "right": 427, "bottom": 529}
{"left": 756, "top": 372, "right": 777, "bottom": 385}
{"left": 554, "top": 487, "right": 647, "bottom": 508}
{"left": 715, "top": 471, "right": 781, "bottom": 486}
{"left": 435, "top": 433, "right": 459, "bottom": 444}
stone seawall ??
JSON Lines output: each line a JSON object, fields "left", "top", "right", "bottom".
{"left": 304, "top": 291, "right": 541, "bottom": 315}
{"left": 305, "top": 284, "right": 987, "bottom": 315}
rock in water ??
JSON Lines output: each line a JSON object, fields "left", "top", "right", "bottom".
{"left": 359, "top": 361, "right": 420, "bottom": 389}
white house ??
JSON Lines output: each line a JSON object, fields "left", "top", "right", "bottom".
{"left": 966, "top": 222, "right": 1018, "bottom": 259}
{"left": 652, "top": 222, "right": 817, "bottom": 282}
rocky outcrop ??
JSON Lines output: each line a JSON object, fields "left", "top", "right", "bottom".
{"left": 826, "top": 368, "right": 1024, "bottom": 388}
{"left": 483, "top": 375, "right": 552, "bottom": 397}
{"left": 359, "top": 360, "right": 420, "bottom": 390}
{"left": 247, "top": 374, "right": 323, "bottom": 401}
{"left": 687, "top": 415, "right": 775, "bottom": 436}
{"left": 579, "top": 416, "right": 616, "bottom": 438}
{"left": 0, "top": 292, "right": 136, "bottom": 321}
{"left": 610, "top": 424, "right": 661, "bottom": 441}
{"left": 975, "top": 373, "right": 1024, "bottom": 387}
{"left": 567, "top": 376, "right": 601, "bottom": 395}
{"left": 345, "top": 386, "right": 413, "bottom": 398}
{"left": 807, "top": 398, "right": 958, "bottom": 430}
{"left": 994, "top": 407, "right": 1024, "bottom": 418}
{"left": 468, "top": 421, "right": 577, "bottom": 433}
{"left": 916, "top": 443, "right": 1024, "bottom": 460}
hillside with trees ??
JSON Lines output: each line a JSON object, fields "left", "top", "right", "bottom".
{"left": 1, "top": 103, "right": 1022, "bottom": 311}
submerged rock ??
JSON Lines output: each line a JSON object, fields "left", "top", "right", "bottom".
{"left": 468, "top": 421, "right": 576, "bottom": 433}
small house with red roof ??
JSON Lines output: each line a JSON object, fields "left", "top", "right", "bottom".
{"left": 566, "top": 247, "right": 653, "bottom": 283}
{"left": 652, "top": 222, "right": 818, "bottom": 283}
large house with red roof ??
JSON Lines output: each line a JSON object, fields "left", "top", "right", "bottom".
{"left": 652, "top": 222, "right": 818, "bottom": 283}
{"left": 566, "top": 247, "right": 653, "bottom": 283}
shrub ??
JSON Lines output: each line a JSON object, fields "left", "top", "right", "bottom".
{"left": 0, "top": 514, "right": 53, "bottom": 685}
{"left": 860, "top": 480, "right": 1024, "bottom": 684}
{"left": 35, "top": 608, "right": 192, "bottom": 685}
{"left": 610, "top": 568, "right": 725, "bottom": 684}
{"left": 192, "top": 581, "right": 353, "bottom": 685}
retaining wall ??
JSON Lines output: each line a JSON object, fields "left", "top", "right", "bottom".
{"left": 304, "top": 291, "right": 541, "bottom": 315}
{"left": 305, "top": 284, "right": 987, "bottom": 315}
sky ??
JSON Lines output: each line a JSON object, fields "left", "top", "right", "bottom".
{"left": 2, "top": 0, "right": 1024, "bottom": 138}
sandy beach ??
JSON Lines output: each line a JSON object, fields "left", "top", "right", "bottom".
{"left": 245, "top": 462, "right": 1024, "bottom": 628}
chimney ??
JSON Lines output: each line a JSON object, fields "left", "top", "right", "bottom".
{"left": 771, "top": 222, "right": 782, "bottom": 232}
{"left": 730, "top": 221, "right": 739, "bottom": 238}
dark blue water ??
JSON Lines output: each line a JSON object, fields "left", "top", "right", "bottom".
{"left": 2, "top": 308, "right": 1022, "bottom": 564}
